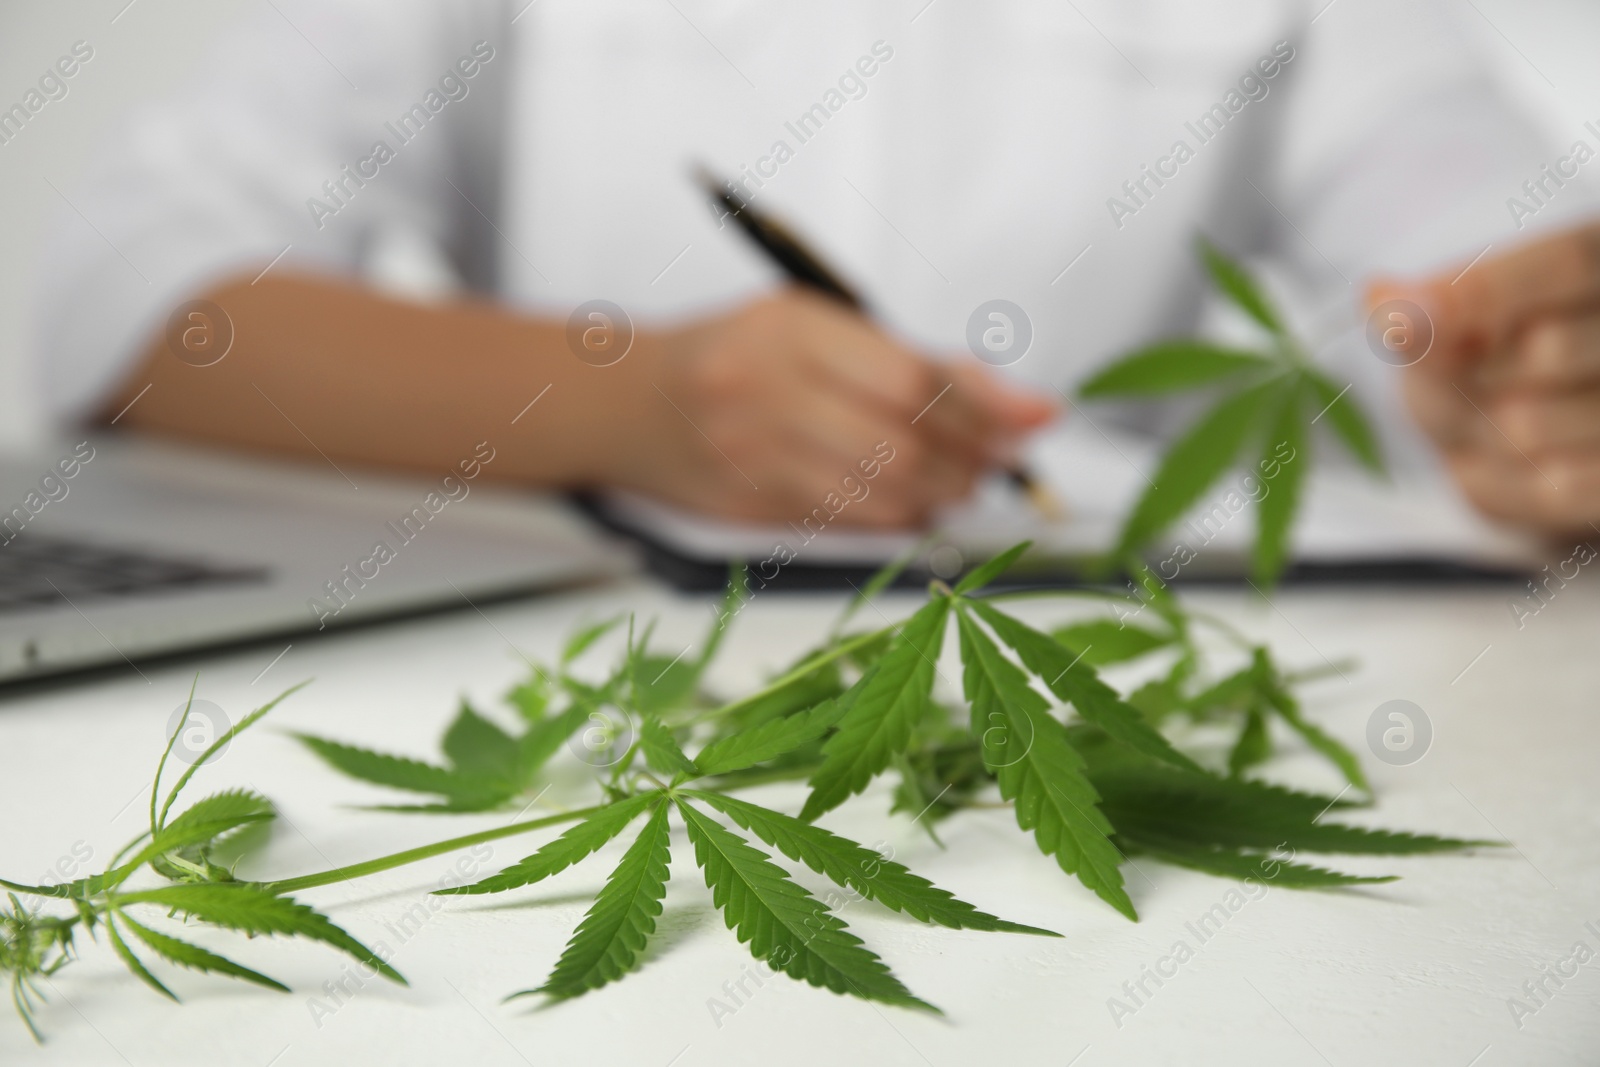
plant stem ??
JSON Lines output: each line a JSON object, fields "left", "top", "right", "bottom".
{"left": 1189, "top": 610, "right": 1255, "bottom": 650}
{"left": 700, "top": 763, "right": 817, "bottom": 790}
{"left": 259, "top": 805, "right": 604, "bottom": 894}
{"left": 1284, "top": 659, "right": 1359, "bottom": 684}
{"left": 704, "top": 625, "right": 889, "bottom": 722}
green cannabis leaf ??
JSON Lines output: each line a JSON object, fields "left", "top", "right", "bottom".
{"left": 529, "top": 797, "right": 672, "bottom": 998}
{"left": 1080, "top": 235, "right": 1387, "bottom": 585}
{"left": 1, "top": 683, "right": 407, "bottom": 1041}
{"left": 437, "top": 794, "right": 656, "bottom": 897}
{"left": 296, "top": 569, "right": 752, "bottom": 812}
{"left": 800, "top": 597, "right": 951, "bottom": 822}
{"left": 689, "top": 791, "right": 1054, "bottom": 936}
{"left": 956, "top": 605, "right": 1134, "bottom": 918}
{"left": 3, "top": 546, "right": 1491, "bottom": 1040}
{"left": 677, "top": 797, "right": 935, "bottom": 1011}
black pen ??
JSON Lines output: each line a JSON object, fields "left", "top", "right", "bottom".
{"left": 694, "top": 167, "right": 1063, "bottom": 521}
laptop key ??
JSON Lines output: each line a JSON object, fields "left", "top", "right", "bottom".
{"left": 0, "top": 534, "right": 267, "bottom": 613}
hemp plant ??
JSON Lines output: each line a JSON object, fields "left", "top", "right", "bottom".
{"left": 1079, "top": 237, "right": 1386, "bottom": 583}
{"left": 0, "top": 244, "right": 1478, "bottom": 1039}
{"left": 1, "top": 544, "right": 1486, "bottom": 1039}
{"left": 0, "top": 682, "right": 402, "bottom": 1041}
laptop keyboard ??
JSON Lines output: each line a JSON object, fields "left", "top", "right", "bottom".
{"left": 0, "top": 534, "right": 268, "bottom": 613}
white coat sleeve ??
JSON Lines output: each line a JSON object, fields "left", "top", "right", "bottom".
{"left": 31, "top": 0, "right": 510, "bottom": 425}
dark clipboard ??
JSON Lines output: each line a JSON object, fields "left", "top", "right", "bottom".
{"left": 572, "top": 493, "right": 1530, "bottom": 593}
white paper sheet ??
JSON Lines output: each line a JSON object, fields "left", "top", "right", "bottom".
{"left": 599, "top": 418, "right": 1542, "bottom": 575}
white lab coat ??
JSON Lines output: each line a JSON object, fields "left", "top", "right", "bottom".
{"left": 32, "top": 0, "right": 1598, "bottom": 479}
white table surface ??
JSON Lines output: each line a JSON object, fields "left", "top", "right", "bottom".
{"left": 2, "top": 576, "right": 1596, "bottom": 1066}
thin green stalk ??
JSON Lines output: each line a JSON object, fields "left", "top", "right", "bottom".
{"left": 1188, "top": 610, "right": 1256, "bottom": 651}
{"left": 157, "top": 682, "right": 309, "bottom": 831}
{"left": 260, "top": 804, "right": 604, "bottom": 894}
{"left": 701, "top": 625, "right": 890, "bottom": 723}
{"left": 1284, "top": 659, "right": 1359, "bottom": 684}
{"left": 698, "top": 763, "right": 818, "bottom": 791}
{"left": 150, "top": 676, "right": 198, "bottom": 836}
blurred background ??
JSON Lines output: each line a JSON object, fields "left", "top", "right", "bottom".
{"left": 1, "top": 0, "right": 1598, "bottom": 450}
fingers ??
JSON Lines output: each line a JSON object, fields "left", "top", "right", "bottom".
{"left": 1490, "top": 388, "right": 1600, "bottom": 453}
{"left": 951, "top": 360, "right": 1060, "bottom": 430}
{"left": 1401, "top": 370, "right": 1477, "bottom": 447}
{"left": 1405, "top": 303, "right": 1600, "bottom": 447}
{"left": 785, "top": 291, "right": 941, "bottom": 421}
{"left": 654, "top": 291, "right": 1023, "bottom": 528}
{"left": 1443, "top": 447, "right": 1600, "bottom": 534}
{"left": 754, "top": 394, "right": 984, "bottom": 527}
{"left": 1405, "top": 352, "right": 1600, "bottom": 538}
{"left": 915, "top": 361, "right": 1059, "bottom": 463}
{"left": 778, "top": 390, "right": 983, "bottom": 521}
{"left": 1486, "top": 313, "right": 1600, "bottom": 388}
{"left": 1370, "top": 223, "right": 1600, "bottom": 373}
{"left": 782, "top": 290, "right": 1059, "bottom": 455}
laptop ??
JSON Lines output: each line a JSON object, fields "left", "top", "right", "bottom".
{"left": 0, "top": 436, "right": 633, "bottom": 684}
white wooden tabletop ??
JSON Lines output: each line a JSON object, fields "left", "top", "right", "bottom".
{"left": 1, "top": 577, "right": 1595, "bottom": 1066}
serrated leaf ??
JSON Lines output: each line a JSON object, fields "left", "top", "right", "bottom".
{"left": 800, "top": 598, "right": 951, "bottom": 822}
{"left": 1187, "top": 667, "right": 1257, "bottom": 718}
{"left": 633, "top": 655, "right": 701, "bottom": 714}
{"left": 107, "top": 917, "right": 175, "bottom": 1001}
{"left": 295, "top": 735, "right": 503, "bottom": 804}
{"left": 441, "top": 700, "right": 520, "bottom": 782}
{"left": 693, "top": 563, "right": 748, "bottom": 674}
{"left": 1078, "top": 341, "right": 1274, "bottom": 398}
{"left": 505, "top": 670, "right": 552, "bottom": 725}
{"left": 157, "top": 682, "right": 306, "bottom": 831}
{"left": 110, "top": 806, "right": 278, "bottom": 886}
{"left": 1227, "top": 708, "right": 1272, "bottom": 777}
{"left": 359, "top": 800, "right": 518, "bottom": 814}
{"left": 115, "top": 884, "right": 403, "bottom": 984}
{"left": 1306, "top": 370, "right": 1385, "bottom": 475}
{"left": 1253, "top": 379, "right": 1309, "bottom": 586}
{"left": 118, "top": 912, "right": 288, "bottom": 992}
{"left": 1254, "top": 652, "right": 1369, "bottom": 793}
{"left": 1126, "top": 675, "right": 1185, "bottom": 724}
{"left": 694, "top": 698, "right": 849, "bottom": 778}
{"left": 885, "top": 737, "right": 990, "bottom": 839}
{"left": 162, "top": 789, "right": 274, "bottom": 849}
{"left": 676, "top": 799, "right": 934, "bottom": 1010}
{"left": 516, "top": 699, "right": 593, "bottom": 780}
{"left": 691, "top": 791, "right": 1056, "bottom": 936}
{"left": 529, "top": 799, "right": 671, "bottom": 998}
{"left": 844, "top": 631, "right": 894, "bottom": 672}
{"left": 955, "top": 611, "right": 1135, "bottom": 919}
{"left": 1114, "top": 379, "right": 1281, "bottom": 559}
{"left": 1125, "top": 837, "right": 1398, "bottom": 888}
{"left": 953, "top": 541, "right": 1031, "bottom": 594}
{"left": 639, "top": 715, "right": 697, "bottom": 778}
{"left": 1050, "top": 619, "right": 1174, "bottom": 668}
{"left": 1086, "top": 757, "right": 1479, "bottom": 855}
{"left": 563, "top": 616, "right": 624, "bottom": 664}
{"left": 436, "top": 793, "right": 656, "bottom": 896}
{"left": 967, "top": 600, "right": 1200, "bottom": 774}
{"left": 1199, "top": 236, "right": 1283, "bottom": 335}
{"left": 720, "top": 653, "right": 846, "bottom": 734}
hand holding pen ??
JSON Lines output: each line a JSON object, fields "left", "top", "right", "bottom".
{"left": 695, "top": 168, "right": 1064, "bottom": 520}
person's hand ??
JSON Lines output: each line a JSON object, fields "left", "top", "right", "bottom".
{"left": 634, "top": 289, "right": 1057, "bottom": 527}
{"left": 1371, "top": 224, "right": 1600, "bottom": 539}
